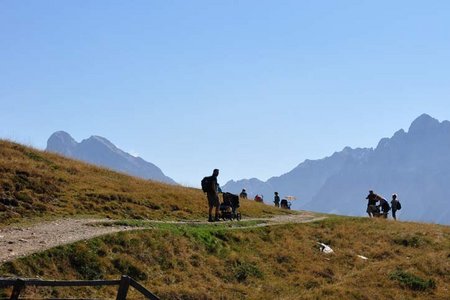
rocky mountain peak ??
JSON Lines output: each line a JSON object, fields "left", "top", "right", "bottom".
{"left": 47, "top": 131, "right": 77, "bottom": 156}
{"left": 46, "top": 131, "right": 176, "bottom": 184}
{"left": 80, "top": 135, "right": 119, "bottom": 153}
{"left": 408, "top": 113, "right": 440, "bottom": 135}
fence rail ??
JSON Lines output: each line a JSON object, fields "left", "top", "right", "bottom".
{"left": 0, "top": 275, "right": 159, "bottom": 300}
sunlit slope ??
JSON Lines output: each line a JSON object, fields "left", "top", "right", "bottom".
{"left": 1, "top": 217, "right": 448, "bottom": 299}
{"left": 0, "top": 140, "right": 287, "bottom": 225}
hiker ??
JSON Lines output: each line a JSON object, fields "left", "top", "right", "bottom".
{"left": 274, "top": 192, "right": 280, "bottom": 207}
{"left": 205, "top": 169, "right": 220, "bottom": 222}
{"left": 240, "top": 189, "right": 248, "bottom": 199}
{"left": 390, "top": 193, "right": 401, "bottom": 220}
{"left": 365, "top": 190, "right": 382, "bottom": 217}
{"left": 378, "top": 197, "right": 390, "bottom": 218}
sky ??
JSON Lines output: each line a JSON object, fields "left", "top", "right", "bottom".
{"left": 1, "top": 1, "right": 450, "bottom": 187}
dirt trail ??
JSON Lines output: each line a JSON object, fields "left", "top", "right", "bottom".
{"left": 0, "top": 213, "right": 325, "bottom": 264}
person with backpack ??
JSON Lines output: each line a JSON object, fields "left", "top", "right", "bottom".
{"left": 202, "top": 169, "right": 220, "bottom": 222}
{"left": 390, "top": 193, "right": 401, "bottom": 220}
{"left": 274, "top": 192, "right": 280, "bottom": 207}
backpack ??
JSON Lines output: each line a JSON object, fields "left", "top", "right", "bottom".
{"left": 201, "top": 176, "right": 212, "bottom": 193}
{"left": 397, "top": 201, "right": 402, "bottom": 210}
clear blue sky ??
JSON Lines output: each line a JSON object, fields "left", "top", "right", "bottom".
{"left": 1, "top": 1, "right": 450, "bottom": 187}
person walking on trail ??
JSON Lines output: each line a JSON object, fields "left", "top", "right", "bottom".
{"left": 206, "top": 169, "right": 220, "bottom": 222}
{"left": 365, "top": 190, "right": 382, "bottom": 217}
{"left": 390, "top": 193, "right": 401, "bottom": 220}
{"left": 274, "top": 192, "right": 280, "bottom": 207}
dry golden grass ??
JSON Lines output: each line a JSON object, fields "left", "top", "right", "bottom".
{"left": 1, "top": 217, "right": 449, "bottom": 299}
{"left": 0, "top": 140, "right": 287, "bottom": 226}
{"left": 1, "top": 140, "right": 449, "bottom": 299}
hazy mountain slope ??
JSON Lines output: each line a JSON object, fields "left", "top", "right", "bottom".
{"left": 308, "top": 114, "right": 450, "bottom": 224}
{"left": 222, "top": 147, "right": 372, "bottom": 203}
{"left": 223, "top": 114, "right": 450, "bottom": 224}
{"left": 267, "top": 147, "right": 372, "bottom": 207}
{"left": 46, "top": 131, "right": 176, "bottom": 184}
{"left": 221, "top": 178, "right": 273, "bottom": 200}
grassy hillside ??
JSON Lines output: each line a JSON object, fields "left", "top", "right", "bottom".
{"left": 1, "top": 217, "right": 449, "bottom": 299}
{"left": 1, "top": 140, "right": 448, "bottom": 299}
{"left": 0, "top": 140, "right": 288, "bottom": 226}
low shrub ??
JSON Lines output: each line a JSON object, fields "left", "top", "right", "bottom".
{"left": 392, "top": 235, "right": 427, "bottom": 247}
{"left": 389, "top": 269, "right": 436, "bottom": 291}
{"left": 232, "top": 261, "right": 263, "bottom": 283}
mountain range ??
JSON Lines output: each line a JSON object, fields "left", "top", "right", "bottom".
{"left": 223, "top": 114, "right": 450, "bottom": 225}
{"left": 46, "top": 131, "right": 176, "bottom": 184}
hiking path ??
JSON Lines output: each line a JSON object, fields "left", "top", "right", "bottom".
{"left": 0, "top": 212, "right": 325, "bottom": 264}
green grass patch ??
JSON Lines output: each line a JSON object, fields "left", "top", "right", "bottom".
{"left": 101, "top": 219, "right": 267, "bottom": 229}
{"left": 389, "top": 269, "right": 436, "bottom": 291}
{"left": 392, "top": 234, "right": 429, "bottom": 248}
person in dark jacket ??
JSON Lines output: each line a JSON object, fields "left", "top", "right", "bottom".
{"left": 274, "top": 192, "right": 280, "bottom": 207}
{"left": 365, "top": 190, "right": 387, "bottom": 217}
{"left": 365, "top": 190, "right": 379, "bottom": 217}
{"left": 390, "top": 193, "right": 400, "bottom": 220}
{"left": 206, "top": 169, "right": 220, "bottom": 222}
{"left": 378, "top": 197, "right": 390, "bottom": 218}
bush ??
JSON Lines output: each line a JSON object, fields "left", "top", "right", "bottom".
{"left": 389, "top": 270, "right": 436, "bottom": 291}
{"left": 232, "top": 261, "right": 263, "bottom": 283}
{"left": 392, "top": 235, "right": 427, "bottom": 247}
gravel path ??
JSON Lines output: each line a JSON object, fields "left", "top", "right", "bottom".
{"left": 0, "top": 219, "right": 138, "bottom": 264}
{"left": 0, "top": 213, "right": 325, "bottom": 264}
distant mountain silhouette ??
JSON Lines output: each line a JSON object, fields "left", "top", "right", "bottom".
{"left": 46, "top": 131, "right": 176, "bottom": 184}
{"left": 223, "top": 114, "right": 450, "bottom": 224}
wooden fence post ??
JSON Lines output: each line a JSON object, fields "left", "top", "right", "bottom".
{"left": 10, "top": 279, "right": 25, "bottom": 300}
{"left": 116, "top": 275, "right": 130, "bottom": 300}
{"left": 129, "top": 278, "right": 160, "bottom": 300}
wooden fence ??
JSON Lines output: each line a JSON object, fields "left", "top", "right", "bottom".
{"left": 0, "top": 275, "right": 160, "bottom": 300}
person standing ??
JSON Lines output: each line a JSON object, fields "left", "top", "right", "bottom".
{"left": 274, "top": 192, "right": 280, "bottom": 207}
{"left": 206, "top": 169, "right": 220, "bottom": 222}
{"left": 391, "top": 194, "right": 401, "bottom": 220}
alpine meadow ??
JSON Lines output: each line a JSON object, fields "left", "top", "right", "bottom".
{"left": 0, "top": 141, "right": 449, "bottom": 299}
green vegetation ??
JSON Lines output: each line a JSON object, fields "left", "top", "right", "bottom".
{"left": 1, "top": 140, "right": 449, "bottom": 299}
{"left": 101, "top": 219, "right": 268, "bottom": 229}
{"left": 390, "top": 269, "right": 436, "bottom": 291}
